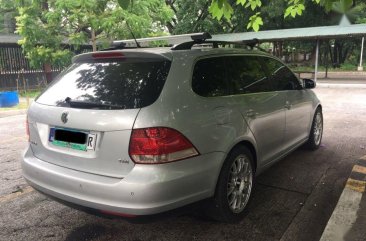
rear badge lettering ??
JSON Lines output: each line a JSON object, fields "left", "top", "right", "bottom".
{"left": 86, "top": 134, "right": 96, "bottom": 150}
{"left": 118, "top": 159, "right": 130, "bottom": 164}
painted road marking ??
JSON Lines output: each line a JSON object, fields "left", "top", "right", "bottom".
{"left": 320, "top": 156, "right": 366, "bottom": 241}
{"left": 0, "top": 186, "right": 34, "bottom": 203}
{"left": 352, "top": 164, "right": 366, "bottom": 175}
{"left": 345, "top": 178, "right": 366, "bottom": 193}
{"left": 344, "top": 157, "right": 366, "bottom": 193}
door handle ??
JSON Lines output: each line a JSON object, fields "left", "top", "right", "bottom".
{"left": 285, "top": 101, "right": 292, "bottom": 110}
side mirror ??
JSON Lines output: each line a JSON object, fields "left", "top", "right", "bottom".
{"left": 303, "top": 78, "right": 316, "bottom": 89}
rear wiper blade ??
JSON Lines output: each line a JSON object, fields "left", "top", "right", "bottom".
{"left": 65, "top": 99, "right": 125, "bottom": 110}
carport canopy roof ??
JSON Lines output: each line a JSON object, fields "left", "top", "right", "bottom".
{"left": 212, "top": 23, "right": 366, "bottom": 42}
{"left": 116, "top": 23, "right": 366, "bottom": 46}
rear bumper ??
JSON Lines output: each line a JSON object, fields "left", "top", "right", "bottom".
{"left": 22, "top": 146, "right": 225, "bottom": 215}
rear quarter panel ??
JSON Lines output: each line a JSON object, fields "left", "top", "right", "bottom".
{"left": 133, "top": 51, "right": 258, "bottom": 168}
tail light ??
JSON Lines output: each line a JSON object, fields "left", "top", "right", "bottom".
{"left": 26, "top": 116, "right": 30, "bottom": 142}
{"left": 129, "top": 127, "right": 199, "bottom": 164}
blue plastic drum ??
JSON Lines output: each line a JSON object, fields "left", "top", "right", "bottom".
{"left": 0, "top": 91, "right": 19, "bottom": 108}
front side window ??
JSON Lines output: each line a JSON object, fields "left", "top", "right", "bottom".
{"left": 264, "top": 58, "right": 302, "bottom": 91}
{"left": 226, "top": 56, "right": 273, "bottom": 94}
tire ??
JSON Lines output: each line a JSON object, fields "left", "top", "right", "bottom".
{"left": 205, "top": 145, "right": 254, "bottom": 223}
{"left": 307, "top": 107, "right": 323, "bottom": 150}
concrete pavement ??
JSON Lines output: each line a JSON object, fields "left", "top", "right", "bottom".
{"left": 0, "top": 97, "right": 31, "bottom": 118}
{"left": 0, "top": 82, "right": 366, "bottom": 241}
{"left": 0, "top": 109, "right": 27, "bottom": 118}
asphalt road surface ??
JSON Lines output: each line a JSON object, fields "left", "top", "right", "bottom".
{"left": 1, "top": 85, "right": 366, "bottom": 241}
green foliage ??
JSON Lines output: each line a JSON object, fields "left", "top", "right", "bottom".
{"left": 247, "top": 12, "right": 263, "bottom": 31}
{"left": 0, "top": 0, "right": 17, "bottom": 33}
{"left": 18, "top": 89, "right": 42, "bottom": 98}
{"left": 209, "top": 0, "right": 234, "bottom": 20}
{"left": 15, "top": 0, "right": 173, "bottom": 68}
{"left": 117, "top": 0, "right": 131, "bottom": 9}
{"left": 339, "top": 62, "right": 357, "bottom": 70}
{"left": 331, "top": 0, "right": 353, "bottom": 14}
{"left": 284, "top": 0, "right": 305, "bottom": 18}
{"left": 209, "top": 0, "right": 348, "bottom": 31}
{"left": 167, "top": 0, "right": 227, "bottom": 35}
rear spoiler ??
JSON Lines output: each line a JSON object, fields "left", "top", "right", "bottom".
{"left": 72, "top": 50, "right": 172, "bottom": 63}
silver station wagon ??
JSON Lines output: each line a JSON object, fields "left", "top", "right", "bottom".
{"left": 22, "top": 33, "right": 323, "bottom": 222}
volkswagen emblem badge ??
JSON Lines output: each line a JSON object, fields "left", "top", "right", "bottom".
{"left": 61, "top": 112, "right": 69, "bottom": 124}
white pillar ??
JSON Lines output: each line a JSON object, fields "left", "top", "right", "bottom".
{"left": 358, "top": 37, "right": 364, "bottom": 71}
{"left": 314, "top": 39, "right": 319, "bottom": 82}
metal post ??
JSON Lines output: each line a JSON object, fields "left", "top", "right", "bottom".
{"left": 314, "top": 39, "right": 319, "bottom": 82}
{"left": 358, "top": 37, "right": 364, "bottom": 71}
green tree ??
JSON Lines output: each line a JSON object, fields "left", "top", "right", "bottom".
{"left": 208, "top": 0, "right": 349, "bottom": 31}
{"left": 0, "top": 0, "right": 17, "bottom": 33}
{"left": 164, "top": 0, "right": 227, "bottom": 34}
{"left": 15, "top": 0, "right": 173, "bottom": 68}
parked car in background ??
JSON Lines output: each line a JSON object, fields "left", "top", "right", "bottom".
{"left": 22, "top": 34, "right": 323, "bottom": 223}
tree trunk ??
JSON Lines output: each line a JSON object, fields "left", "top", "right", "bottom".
{"left": 310, "top": 44, "right": 317, "bottom": 65}
{"left": 91, "top": 29, "right": 97, "bottom": 52}
{"left": 325, "top": 47, "right": 328, "bottom": 78}
{"left": 43, "top": 63, "right": 53, "bottom": 84}
{"left": 327, "top": 41, "right": 334, "bottom": 66}
{"left": 278, "top": 42, "right": 283, "bottom": 58}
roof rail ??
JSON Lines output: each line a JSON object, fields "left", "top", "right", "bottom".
{"left": 100, "top": 42, "right": 127, "bottom": 51}
{"left": 171, "top": 38, "right": 263, "bottom": 51}
{"left": 112, "top": 32, "right": 212, "bottom": 48}
{"left": 171, "top": 40, "right": 223, "bottom": 50}
{"left": 191, "top": 32, "right": 212, "bottom": 42}
{"left": 101, "top": 33, "right": 264, "bottom": 52}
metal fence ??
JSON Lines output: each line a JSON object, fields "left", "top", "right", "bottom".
{"left": 0, "top": 44, "right": 58, "bottom": 91}
{"left": 0, "top": 43, "right": 91, "bottom": 91}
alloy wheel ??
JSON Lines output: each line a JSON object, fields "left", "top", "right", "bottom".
{"left": 227, "top": 155, "right": 253, "bottom": 213}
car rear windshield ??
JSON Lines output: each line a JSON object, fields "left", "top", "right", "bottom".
{"left": 36, "top": 59, "right": 171, "bottom": 109}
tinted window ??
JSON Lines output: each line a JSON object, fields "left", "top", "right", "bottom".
{"left": 36, "top": 60, "right": 171, "bottom": 109}
{"left": 192, "top": 57, "right": 228, "bottom": 97}
{"left": 226, "top": 56, "right": 273, "bottom": 94}
{"left": 264, "top": 58, "right": 301, "bottom": 91}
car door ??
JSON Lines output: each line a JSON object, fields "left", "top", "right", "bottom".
{"left": 226, "top": 55, "right": 287, "bottom": 165}
{"left": 263, "top": 58, "right": 313, "bottom": 149}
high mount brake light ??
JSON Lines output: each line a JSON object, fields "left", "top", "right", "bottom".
{"left": 129, "top": 127, "right": 199, "bottom": 164}
{"left": 92, "top": 52, "right": 124, "bottom": 59}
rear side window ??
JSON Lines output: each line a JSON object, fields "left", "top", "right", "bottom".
{"left": 226, "top": 56, "right": 272, "bottom": 94}
{"left": 192, "top": 57, "right": 228, "bottom": 97}
{"left": 36, "top": 59, "right": 171, "bottom": 109}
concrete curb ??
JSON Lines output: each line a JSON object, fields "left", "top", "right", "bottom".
{"left": 317, "top": 83, "right": 366, "bottom": 89}
{"left": 0, "top": 109, "right": 27, "bottom": 118}
{"left": 320, "top": 156, "right": 366, "bottom": 241}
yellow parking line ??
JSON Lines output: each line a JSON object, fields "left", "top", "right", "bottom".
{"left": 0, "top": 186, "right": 34, "bottom": 203}
{"left": 352, "top": 165, "right": 366, "bottom": 175}
{"left": 346, "top": 178, "right": 366, "bottom": 193}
